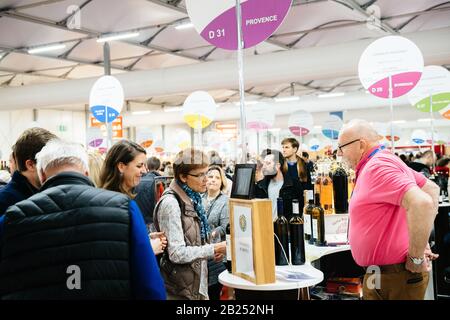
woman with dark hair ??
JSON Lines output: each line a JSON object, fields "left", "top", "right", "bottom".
{"left": 100, "top": 140, "right": 167, "bottom": 255}
{"left": 202, "top": 165, "right": 229, "bottom": 300}
{"left": 153, "top": 148, "right": 226, "bottom": 300}
{"left": 99, "top": 140, "right": 147, "bottom": 198}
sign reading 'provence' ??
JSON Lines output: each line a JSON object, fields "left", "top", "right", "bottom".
{"left": 186, "top": 0, "right": 292, "bottom": 50}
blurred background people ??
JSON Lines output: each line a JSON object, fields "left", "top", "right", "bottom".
{"left": 202, "top": 165, "right": 229, "bottom": 300}
{"left": 408, "top": 150, "right": 434, "bottom": 178}
{"left": 87, "top": 150, "right": 104, "bottom": 187}
{"left": 135, "top": 156, "right": 162, "bottom": 228}
{"left": 0, "top": 128, "right": 56, "bottom": 216}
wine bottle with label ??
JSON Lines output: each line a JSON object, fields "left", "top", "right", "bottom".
{"left": 303, "top": 190, "right": 314, "bottom": 242}
{"left": 312, "top": 193, "right": 326, "bottom": 246}
{"left": 289, "top": 199, "right": 305, "bottom": 265}
{"left": 226, "top": 223, "right": 232, "bottom": 272}
{"left": 274, "top": 198, "right": 289, "bottom": 265}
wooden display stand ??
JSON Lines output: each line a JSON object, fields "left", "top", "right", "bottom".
{"left": 229, "top": 198, "right": 275, "bottom": 285}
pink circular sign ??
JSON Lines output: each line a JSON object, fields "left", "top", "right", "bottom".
{"left": 186, "top": 0, "right": 292, "bottom": 50}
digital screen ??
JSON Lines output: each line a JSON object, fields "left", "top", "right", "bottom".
{"left": 234, "top": 167, "right": 253, "bottom": 196}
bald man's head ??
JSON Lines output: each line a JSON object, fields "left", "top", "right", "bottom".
{"left": 337, "top": 119, "right": 382, "bottom": 169}
{"left": 340, "top": 119, "right": 380, "bottom": 143}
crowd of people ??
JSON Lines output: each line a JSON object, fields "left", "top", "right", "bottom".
{"left": 0, "top": 125, "right": 448, "bottom": 300}
{"left": 0, "top": 127, "right": 320, "bottom": 300}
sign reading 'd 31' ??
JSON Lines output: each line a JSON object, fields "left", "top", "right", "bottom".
{"left": 186, "top": 0, "right": 292, "bottom": 50}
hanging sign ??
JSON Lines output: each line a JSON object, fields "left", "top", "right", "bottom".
{"left": 309, "top": 138, "right": 321, "bottom": 151}
{"left": 322, "top": 115, "right": 343, "bottom": 140}
{"left": 288, "top": 111, "right": 313, "bottom": 136}
{"left": 246, "top": 103, "right": 275, "bottom": 132}
{"left": 358, "top": 36, "right": 424, "bottom": 99}
{"left": 186, "top": 0, "right": 292, "bottom": 51}
{"left": 407, "top": 65, "right": 450, "bottom": 113}
{"left": 86, "top": 127, "right": 105, "bottom": 148}
{"left": 153, "top": 140, "right": 165, "bottom": 153}
{"left": 411, "top": 129, "right": 427, "bottom": 145}
{"left": 385, "top": 123, "right": 401, "bottom": 142}
{"left": 90, "top": 116, "right": 123, "bottom": 139}
{"left": 136, "top": 128, "right": 154, "bottom": 148}
{"left": 89, "top": 76, "right": 124, "bottom": 123}
{"left": 183, "top": 91, "right": 217, "bottom": 129}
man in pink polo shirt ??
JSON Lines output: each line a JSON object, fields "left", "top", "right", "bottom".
{"left": 337, "top": 119, "right": 440, "bottom": 300}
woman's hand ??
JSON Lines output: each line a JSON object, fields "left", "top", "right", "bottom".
{"left": 151, "top": 237, "right": 164, "bottom": 255}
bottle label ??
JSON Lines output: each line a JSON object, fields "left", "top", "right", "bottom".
{"left": 312, "top": 219, "right": 318, "bottom": 241}
{"left": 304, "top": 215, "right": 311, "bottom": 235}
{"left": 226, "top": 234, "right": 231, "bottom": 261}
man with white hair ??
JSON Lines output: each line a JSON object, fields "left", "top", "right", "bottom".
{"left": 0, "top": 139, "right": 166, "bottom": 300}
{"left": 337, "top": 119, "right": 440, "bottom": 300}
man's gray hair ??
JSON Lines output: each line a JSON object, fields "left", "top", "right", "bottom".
{"left": 36, "top": 139, "right": 89, "bottom": 173}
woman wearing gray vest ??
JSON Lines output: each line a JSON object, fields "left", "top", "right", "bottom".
{"left": 154, "top": 148, "right": 226, "bottom": 300}
{"left": 202, "top": 165, "right": 229, "bottom": 300}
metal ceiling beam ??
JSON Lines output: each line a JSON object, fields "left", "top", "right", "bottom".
{"left": 0, "top": 0, "right": 65, "bottom": 12}
{"left": 0, "top": 10, "right": 202, "bottom": 61}
{"left": 334, "top": 0, "right": 397, "bottom": 34}
{"left": 270, "top": 5, "right": 450, "bottom": 41}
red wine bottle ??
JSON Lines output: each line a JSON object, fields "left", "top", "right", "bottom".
{"left": 274, "top": 198, "right": 289, "bottom": 265}
{"left": 289, "top": 199, "right": 305, "bottom": 265}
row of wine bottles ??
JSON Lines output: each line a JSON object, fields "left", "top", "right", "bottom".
{"left": 224, "top": 189, "right": 331, "bottom": 271}
{"left": 314, "top": 167, "right": 354, "bottom": 214}
{"left": 0, "top": 161, "right": 10, "bottom": 172}
{"left": 273, "top": 190, "right": 328, "bottom": 266}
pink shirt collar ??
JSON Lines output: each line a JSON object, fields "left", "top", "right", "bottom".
{"left": 355, "top": 145, "right": 384, "bottom": 180}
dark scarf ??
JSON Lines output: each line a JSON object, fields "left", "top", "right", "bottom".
{"left": 179, "top": 182, "right": 210, "bottom": 242}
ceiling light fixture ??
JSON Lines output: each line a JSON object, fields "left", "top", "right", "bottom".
{"left": 274, "top": 96, "right": 300, "bottom": 103}
{"left": 392, "top": 120, "right": 406, "bottom": 124}
{"left": 97, "top": 32, "right": 140, "bottom": 43}
{"left": 234, "top": 101, "right": 258, "bottom": 106}
{"left": 318, "top": 92, "right": 345, "bottom": 99}
{"left": 164, "top": 106, "right": 183, "bottom": 113}
{"left": 417, "top": 118, "right": 432, "bottom": 122}
{"left": 28, "top": 44, "right": 66, "bottom": 54}
{"left": 175, "top": 22, "right": 194, "bottom": 30}
{"left": 132, "top": 111, "right": 152, "bottom": 115}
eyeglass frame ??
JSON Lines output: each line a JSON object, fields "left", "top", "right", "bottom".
{"left": 187, "top": 171, "right": 208, "bottom": 179}
{"left": 337, "top": 138, "right": 361, "bottom": 153}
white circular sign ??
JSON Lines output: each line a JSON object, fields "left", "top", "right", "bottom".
{"left": 89, "top": 76, "right": 124, "bottom": 123}
{"left": 411, "top": 129, "right": 427, "bottom": 145}
{"left": 309, "top": 138, "right": 322, "bottom": 151}
{"left": 183, "top": 91, "right": 217, "bottom": 129}
{"left": 152, "top": 140, "right": 165, "bottom": 153}
{"left": 288, "top": 111, "right": 313, "bottom": 136}
{"left": 86, "top": 127, "right": 105, "bottom": 148}
{"left": 322, "top": 115, "right": 343, "bottom": 140}
{"left": 186, "top": 0, "right": 292, "bottom": 51}
{"left": 408, "top": 65, "right": 450, "bottom": 113}
{"left": 385, "top": 123, "right": 401, "bottom": 142}
{"left": 246, "top": 103, "right": 275, "bottom": 132}
{"left": 359, "top": 36, "right": 424, "bottom": 99}
{"left": 136, "top": 128, "right": 154, "bottom": 149}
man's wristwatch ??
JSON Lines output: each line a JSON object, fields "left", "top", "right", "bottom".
{"left": 409, "top": 255, "right": 425, "bottom": 265}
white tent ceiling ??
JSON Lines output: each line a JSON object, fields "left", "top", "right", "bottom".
{"left": 0, "top": 0, "right": 449, "bottom": 125}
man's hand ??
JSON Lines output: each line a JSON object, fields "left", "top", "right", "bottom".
{"left": 424, "top": 243, "right": 439, "bottom": 261}
{"left": 405, "top": 243, "right": 439, "bottom": 273}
